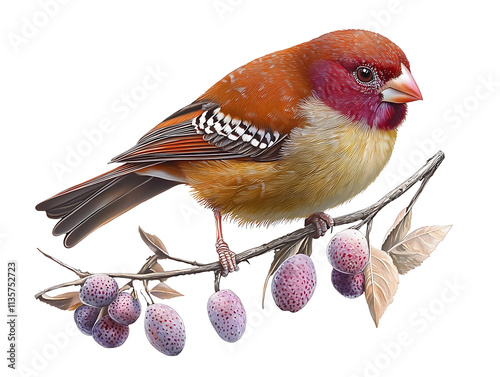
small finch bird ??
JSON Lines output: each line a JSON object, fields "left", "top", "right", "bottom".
{"left": 36, "top": 29, "right": 422, "bottom": 274}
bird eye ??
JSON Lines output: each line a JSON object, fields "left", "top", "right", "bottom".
{"left": 356, "top": 66, "right": 374, "bottom": 83}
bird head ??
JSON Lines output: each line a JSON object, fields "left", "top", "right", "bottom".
{"left": 305, "top": 29, "right": 422, "bottom": 130}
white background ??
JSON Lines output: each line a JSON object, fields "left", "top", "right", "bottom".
{"left": 1, "top": 1, "right": 498, "bottom": 376}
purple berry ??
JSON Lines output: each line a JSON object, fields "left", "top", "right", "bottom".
{"left": 144, "top": 304, "right": 185, "bottom": 356}
{"left": 79, "top": 274, "right": 119, "bottom": 308}
{"left": 207, "top": 289, "right": 246, "bottom": 343}
{"left": 271, "top": 254, "right": 317, "bottom": 313}
{"left": 74, "top": 304, "right": 100, "bottom": 335}
{"left": 92, "top": 315, "right": 129, "bottom": 348}
{"left": 331, "top": 269, "right": 365, "bottom": 298}
{"left": 108, "top": 292, "right": 141, "bottom": 325}
{"left": 327, "top": 229, "right": 369, "bottom": 274}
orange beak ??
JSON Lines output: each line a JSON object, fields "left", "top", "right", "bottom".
{"left": 380, "top": 64, "right": 423, "bottom": 103}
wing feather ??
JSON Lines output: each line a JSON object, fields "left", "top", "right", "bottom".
{"left": 111, "top": 100, "right": 288, "bottom": 164}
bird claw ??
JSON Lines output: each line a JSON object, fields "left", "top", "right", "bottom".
{"left": 216, "top": 239, "right": 239, "bottom": 277}
{"left": 305, "top": 212, "right": 334, "bottom": 238}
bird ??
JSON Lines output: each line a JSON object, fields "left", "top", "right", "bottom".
{"left": 36, "top": 29, "right": 422, "bottom": 275}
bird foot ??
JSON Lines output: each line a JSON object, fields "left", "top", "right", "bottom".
{"left": 305, "top": 212, "right": 334, "bottom": 238}
{"left": 216, "top": 239, "right": 239, "bottom": 277}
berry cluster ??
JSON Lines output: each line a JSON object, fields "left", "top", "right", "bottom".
{"left": 75, "top": 274, "right": 188, "bottom": 354}
{"left": 73, "top": 273, "right": 250, "bottom": 355}
{"left": 327, "top": 229, "right": 369, "bottom": 298}
{"left": 75, "top": 274, "right": 140, "bottom": 348}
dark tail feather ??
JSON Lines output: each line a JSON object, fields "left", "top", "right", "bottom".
{"left": 38, "top": 181, "right": 109, "bottom": 219}
{"left": 62, "top": 176, "right": 177, "bottom": 248}
{"left": 36, "top": 163, "right": 154, "bottom": 216}
{"left": 36, "top": 164, "right": 179, "bottom": 248}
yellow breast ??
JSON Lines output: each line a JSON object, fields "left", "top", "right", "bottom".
{"left": 182, "top": 98, "right": 397, "bottom": 225}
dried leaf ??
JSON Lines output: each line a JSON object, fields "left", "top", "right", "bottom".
{"left": 388, "top": 225, "right": 452, "bottom": 274}
{"left": 148, "top": 262, "right": 167, "bottom": 282}
{"left": 261, "top": 235, "right": 312, "bottom": 307}
{"left": 150, "top": 282, "right": 183, "bottom": 300}
{"left": 38, "top": 291, "right": 82, "bottom": 311}
{"left": 364, "top": 247, "right": 399, "bottom": 327}
{"left": 381, "top": 208, "right": 412, "bottom": 251}
{"left": 139, "top": 227, "right": 169, "bottom": 259}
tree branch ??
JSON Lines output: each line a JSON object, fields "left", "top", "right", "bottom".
{"left": 35, "top": 151, "right": 445, "bottom": 298}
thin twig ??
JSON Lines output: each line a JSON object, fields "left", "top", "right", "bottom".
{"left": 165, "top": 255, "right": 207, "bottom": 267}
{"left": 34, "top": 277, "right": 87, "bottom": 299}
{"left": 365, "top": 219, "right": 373, "bottom": 250}
{"left": 214, "top": 271, "right": 221, "bottom": 292}
{"left": 37, "top": 248, "right": 88, "bottom": 278}
{"left": 143, "top": 280, "right": 154, "bottom": 304}
{"left": 140, "top": 290, "right": 153, "bottom": 306}
{"left": 407, "top": 165, "right": 435, "bottom": 211}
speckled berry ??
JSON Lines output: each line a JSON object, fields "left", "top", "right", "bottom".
{"left": 92, "top": 315, "right": 129, "bottom": 348}
{"left": 271, "top": 254, "right": 317, "bottom": 313}
{"left": 144, "top": 304, "right": 185, "bottom": 356}
{"left": 331, "top": 269, "right": 365, "bottom": 298}
{"left": 79, "top": 274, "right": 119, "bottom": 308}
{"left": 74, "top": 304, "right": 100, "bottom": 336}
{"left": 207, "top": 289, "right": 246, "bottom": 343}
{"left": 327, "top": 229, "right": 369, "bottom": 274}
{"left": 108, "top": 292, "right": 141, "bottom": 325}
